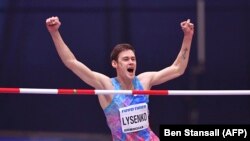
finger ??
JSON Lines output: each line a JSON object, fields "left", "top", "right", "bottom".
{"left": 46, "top": 20, "right": 55, "bottom": 26}
{"left": 46, "top": 19, "right": 53, "bottom": 25}
{"left": 51, "top": 18, "right": 57, "bottom": 24}
{"left": 180, "top": 21, "right": 186, "bottom": 27}
{"left": 187, "top": 19, "right": 190, "bottom": 23}
{"left": 46, "top": 18, "right": 50, "bottom": 23}
{"left": 52, "top": 17, "right": 59, "bottom": 24}
{"left": 188, "top": 23, "right": 194, "bottom": 28}
{"left": 189, "top": 23, "right": 194, "bottom": 28}
{"left": 51, "top": 16, "right": 59, "bottom": 21}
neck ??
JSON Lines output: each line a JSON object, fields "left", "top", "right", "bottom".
{"left": 116, "top": 77, "right": 134, "bottom": 90}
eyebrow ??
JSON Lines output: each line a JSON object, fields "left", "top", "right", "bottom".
{"left": 121, "top": 56, "right": 136, "bottom": 59}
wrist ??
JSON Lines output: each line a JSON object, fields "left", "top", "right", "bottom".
{"left": 49, "top": 30, "right": 60, "bottom": 35}
{"left": 183, "top": 33, "right": 193, "bottom": 40}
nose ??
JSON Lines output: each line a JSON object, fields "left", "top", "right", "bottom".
{"left": 129, "top": 58, "right": 135, "bottom": 64}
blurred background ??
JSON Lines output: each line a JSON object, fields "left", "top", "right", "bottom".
{"left": 0, "top": 0, "right": 249, "bottom": 140}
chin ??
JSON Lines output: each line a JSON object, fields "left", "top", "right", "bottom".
{"left": 127, "top": 74, "right": 135, "bottom": 79}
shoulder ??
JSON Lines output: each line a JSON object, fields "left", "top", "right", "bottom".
{"left": 137, "top": 71, "right": 156, "bottom": 81}
{"left": 93, "top": 72, "right": 113, "bottom": 89}
{"left": 137, "top": 72, "right": 156, "bottom": 90}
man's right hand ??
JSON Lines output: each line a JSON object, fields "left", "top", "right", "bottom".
{"left": 46, "top": 16, "right": 61, "bottom": 33}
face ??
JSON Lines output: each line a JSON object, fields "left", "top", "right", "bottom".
{"left": 112, "top": 50, "right": 136, "bottom": 80}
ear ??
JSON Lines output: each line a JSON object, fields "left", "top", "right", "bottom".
{"left": 112, "top": 60, "right": 117, "bottom": 68}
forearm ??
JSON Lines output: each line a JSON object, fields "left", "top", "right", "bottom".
{"left": 50, "top": 31, "right": 76, "bottom": 68}
{"left": 172, "top": 34, "right": 193, "bottom": 75}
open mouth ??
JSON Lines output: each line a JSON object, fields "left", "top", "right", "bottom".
{"left": 127, "top": 68, "right": 134, "bottom": 73}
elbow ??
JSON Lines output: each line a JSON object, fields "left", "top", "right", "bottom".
{"left": 63, "top": 59, "right": 76, "bottom": 69}
{"left": 177, "top": 69, "right": 185, "bottom": 76}
{"left": 173, "top": 65, "right": 186, "bottom": 77}
{"left": 178, "top": 66, "right": 186, "bottom": 76}
{"left": 176, "top": 69, "right": 185, "bottom": 78}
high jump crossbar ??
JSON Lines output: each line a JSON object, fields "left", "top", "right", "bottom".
{"left": 0, "top": 88, "right": 250, "bottom": 96}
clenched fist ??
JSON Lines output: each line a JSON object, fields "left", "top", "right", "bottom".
{"left": 46, "top": 16, "right": 61, "bottom": 33}
{"left": 180, "top": 19, "right": 194, "bottom": 36}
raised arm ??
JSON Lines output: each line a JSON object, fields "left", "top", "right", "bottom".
{"left": 138, "top": 19, "right": 194, "bottom": 89}
{"left": 45, "top": 16, "right": 110, "bottom": 89}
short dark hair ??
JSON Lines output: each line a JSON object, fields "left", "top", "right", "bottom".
{"left": 110, "top": 43, "right": 135, "bottom": 62}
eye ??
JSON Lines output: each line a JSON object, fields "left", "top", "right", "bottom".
{"left": 122, "top": 57, "right": 129, "bottom": 61}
